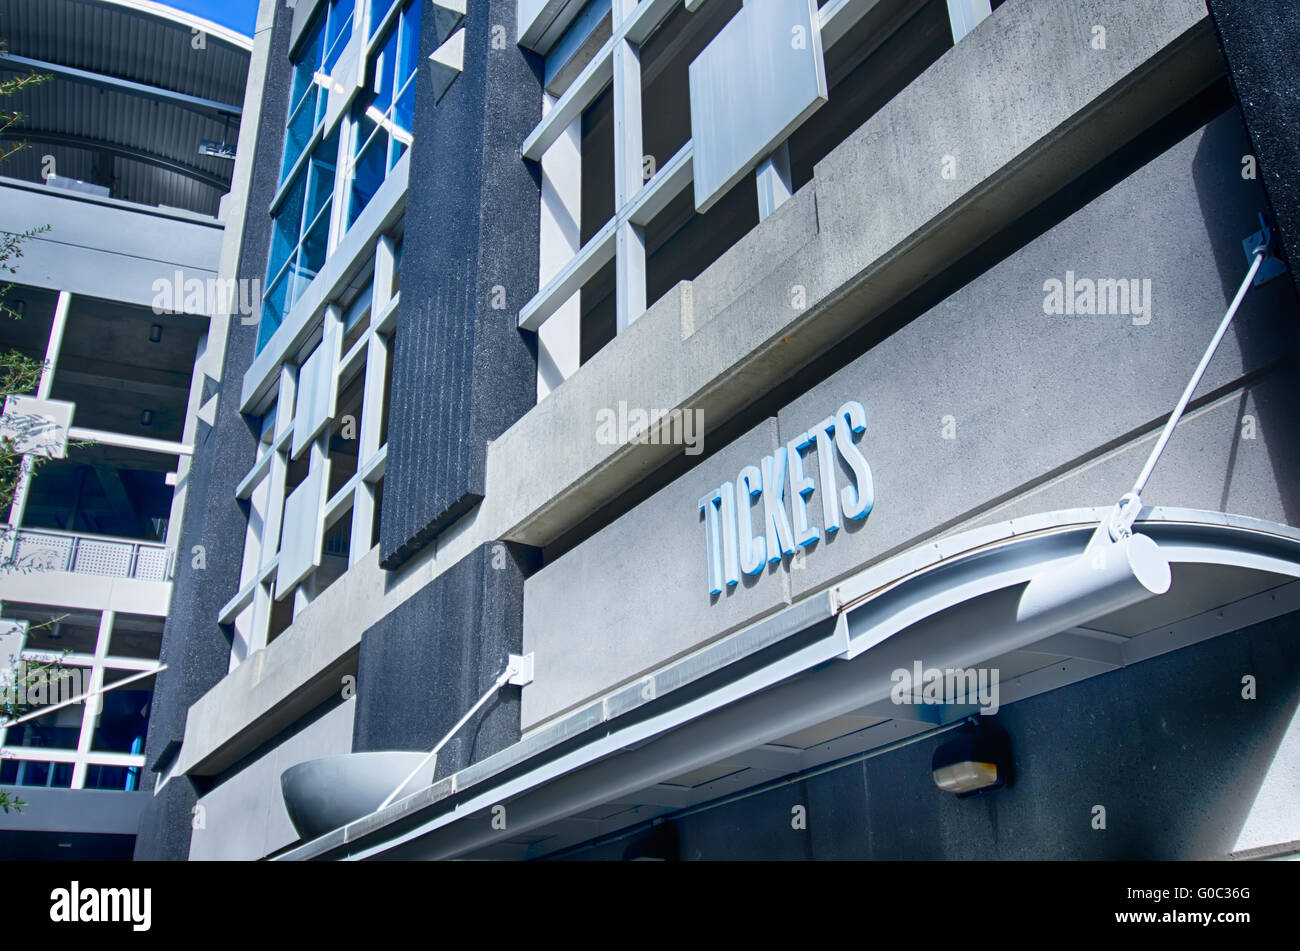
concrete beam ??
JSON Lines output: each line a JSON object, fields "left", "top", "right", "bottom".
{"left": 0, "top": 53, "right": 242, "bottom": 117}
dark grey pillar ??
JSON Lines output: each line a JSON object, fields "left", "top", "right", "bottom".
{"left": 133, "top": 1, "right": 296, "bottom": 860}
{"left": 1206, "top": 0, "right": 1300, "bottom": 297}
{"left": 378, "top": 0, "right": 542, "bottom": 571}
{"left": 352, "top": 542, "right": 540, "bottom": 777}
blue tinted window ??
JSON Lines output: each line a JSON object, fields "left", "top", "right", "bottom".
{"left": 347, "top": 0, "right": 419, "bottom": 229}
{"left": 370, "top": 0, "right": 399, "bottom": 37}
{"left": 260, "top": 130, "right": 340, "bottom": 352}
{"left": 324, "top": 0, "right": 355, "bottom": 72}
{"left": 0, "top": 759, "right": 73, "bottom": 788}
{"left": 90, "top": 687, "right": 152, "bottom": 755}
{"left": 349, "top": 113, "right": 387, "bottom": 226}
{"left": 280, "top": 0, "right": 354, "bottom": 183}
{"left": 397, "top": 0, "right": 421, "bottom": 89}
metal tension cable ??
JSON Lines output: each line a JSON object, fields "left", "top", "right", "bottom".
{"left": 376, "top": 652, "right": 533, "bottom": 813}
{"left": 1106, "top": 215, "right": 1279, "bottom": 544}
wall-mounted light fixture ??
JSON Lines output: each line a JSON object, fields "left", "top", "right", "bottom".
{"left": 932, "top": 719, "right": 1012, "bottom": 797}
{"left": 140, "top": 409, "right": 153, "bottom": 426}
{"left": 149, "top": 324, "right": 162, "bottom": 343}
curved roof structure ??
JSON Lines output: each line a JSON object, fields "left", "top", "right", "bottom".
{"left": 0, "top": 0, "right": 251, "bottom": 216}
{"left": 278, "top": 506, "right": 1300, "bottom": 860}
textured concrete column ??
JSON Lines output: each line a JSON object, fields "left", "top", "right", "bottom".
{"left": 352, "top": 542, "right": 541, "bottom": 777}
{"left": 133, "top": 0, "right": 295, "bottom": 861}
{"left": 1206, "top": 0, "right": 1300, "bottom": 298}
{"left": 378, "top": 0, "right": 543, "bottom": 571}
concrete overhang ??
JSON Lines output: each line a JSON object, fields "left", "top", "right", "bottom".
{"left": 518, "top": 0, "right": 591, "bottom": 55}
{"left": 483, "top": 0, "right": 1224, "bottom": 551}
{"left": 0, "top": 787, "right": 151, "bottom": 837}
{"left": 275, "top": 506, "right": 1300, "bottom": 860}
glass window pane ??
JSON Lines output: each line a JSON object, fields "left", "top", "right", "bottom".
{"left": 349, "top": 124, "right": 388, "bottom": 226}
{"left": 372, "top": 24, "right": 400, "bottom": 117}
{"left": 324, "top": 0, "right": 355, "bottom": 72}
{"left": 0, "top": 759, "right": 72, "bottom": 788}
{"left": 260, "top": 270, "right": 291, "bottom": 351}
{"left": 393, "top": 76, "right": 416, "bottom": 140}
{"left": 289, "top": 17, "right": 326, "bottom": 108}
{"left": 299, "top": 208, "right": 332, "bottom": 282}
{"left": 84, "top": 764, "right": 138, "bottom": 791}
{"left": 3, "top": 689, "right": 85, "bottom": 751}
{"left": 306, "top": 132, "right": 339, "bottom": 224}
{"left": 370, "top": 0, "right": 398, "bottom": 37}
{"left": 89, "top": 671, "right": 153, "bottom": 755}
{"left": 282, "top": 89, "right": 320, "bottom": 181}
{"left": 23, "top": 446, "right": 174, "bottom": 541}
{"left": 397, "top": 0, "right": 422, "bottom": 91}
{"left": 269, "top": 170, "right": 308, "bottom": 279}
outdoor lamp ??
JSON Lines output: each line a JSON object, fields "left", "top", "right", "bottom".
{"left": 932, "top": 720, "right": 1012, "bottom": 797}
{"left": 1016, "top": 525, "right": 1171, "bottom": 633}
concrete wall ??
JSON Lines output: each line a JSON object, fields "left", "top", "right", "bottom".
{"left": 353, "top": 542, "right": 539, "bottom": 778}
{"left": 571, "top": 606, "right": 1300, "bottom": 860}
{"left": 378, "top": 0, "right": 542, "bottom": 571}
{"left": 134, "top": 0, "right": 295, "bottom": 861}
{"left": 521, "top": 109, "right": 1300, "bottom": 732}
{"left": 0, "top": 180, "right": 224, "bottom": 311}
{"left": 1207, "top": 0, "right": 1300, "bottom": 303}
{"left": 188, "top": 697, "right": 354, "bottom": 861}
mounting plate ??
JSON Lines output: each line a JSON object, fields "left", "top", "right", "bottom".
{"left": 507, "top": 653, "right": 535, "bottom": 687}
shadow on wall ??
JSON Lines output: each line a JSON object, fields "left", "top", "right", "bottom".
{"left": 1192, "top": 109, "right": 1300, "bottom": 527}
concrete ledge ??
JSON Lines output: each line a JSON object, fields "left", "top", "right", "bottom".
{"left": 484, "top": 0, "right": 1220, "bottom": 549}
{"left": 0, "top": 571, "right": 170, "bottom": 615}
{"left": 0, "top": 181, "right": 224, "bottom": 310}
{"left": 175, "top": 544, "right": 431, "bottom": 776}
{"left": 0, "top": 788, "right": 150, "bottom": 836}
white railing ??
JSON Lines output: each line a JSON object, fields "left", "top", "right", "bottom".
{"left": 6, "top": 529, "right": 172, "bottom": 582}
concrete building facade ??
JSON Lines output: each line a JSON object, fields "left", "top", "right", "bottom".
{"left": 136, "top": 0, "right": 1300, "bottom": 861}
{"left": 0, "top": 0, "right": 251, "bottom": 859}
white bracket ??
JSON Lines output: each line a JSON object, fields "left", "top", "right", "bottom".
{"left": 507, "top": 652, "right": 534, "bottom": 687}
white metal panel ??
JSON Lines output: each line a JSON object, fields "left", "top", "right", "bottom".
{"left": 291, "top": 328, "right": 340, "bottom": 459}
{"left": 689, "top": 0, "right": 827, "bottom": 213}
{"left": 0, "top": 396, "right": 75, "bottom": 458}
{"left": 276, "top": 462, "right": 329, "bottom": 598}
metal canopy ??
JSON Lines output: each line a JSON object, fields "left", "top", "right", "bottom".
{"left": 277, "top": 507, "right": 1300, "bottom": 861}
{"left": 0, "top": 0, "right": 251, "bottom": 215}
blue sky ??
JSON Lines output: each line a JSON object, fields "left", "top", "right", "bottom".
{"left": 161, "top": 0, "right": 259, "bottom": 37}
